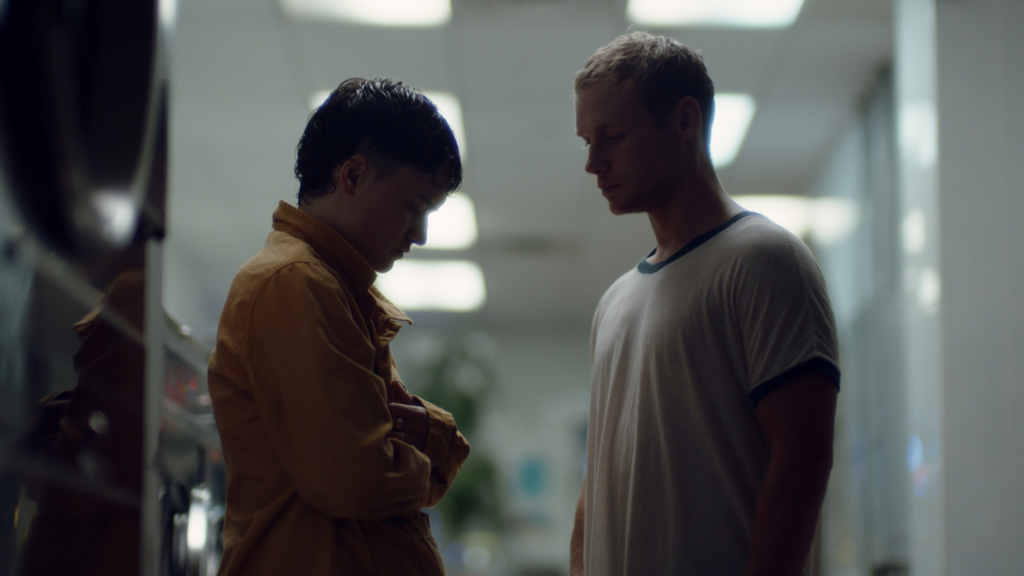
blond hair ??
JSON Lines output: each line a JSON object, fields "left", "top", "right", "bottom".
{"left": 575, "top": 32, "right": 715, "bottom": 143}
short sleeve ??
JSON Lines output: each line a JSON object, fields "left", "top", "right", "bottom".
{"left": 731, "top": 229, "right": 841, "bottom": 405}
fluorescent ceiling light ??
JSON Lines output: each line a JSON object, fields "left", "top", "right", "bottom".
{"left": 159, "top": 0, "right": 178, "bottom": 29}
{"left": 733, "top": 195, "right": 859, "bottom": 247}
{"left": 280, "top": 0, "right": 451, "bottom": 27}
{"left": 711, "top": 94, "right": 756, "bottom": 168}
{"left": 376, "top": 260, "right": 486, "bottom": 312}
{"left": 627, "top": 0, "right": 805, "bottom": 28}
{"left": 308, "top": 89, "right": 466, "bottom": 157}
{"left": 425, "top": 192, "right": 477, "bottom": 250}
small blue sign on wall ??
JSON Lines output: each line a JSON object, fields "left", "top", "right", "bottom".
{"left": 519, "top": 457, "right": 546, "bottom": 496}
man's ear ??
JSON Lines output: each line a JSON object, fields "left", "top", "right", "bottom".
{"left": 673, "top": 96, "right": 704, "bottom": 141}
{"left": 333, "top": 155, "right": 370, "bottom": 196}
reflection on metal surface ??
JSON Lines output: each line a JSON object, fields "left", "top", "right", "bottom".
{"left": 167, "top": 484, "right": 219, "bottom": 576}
{"left": 0, "top": 0, "right": 161, "bottom": 260}
{"left": 0, "top": 2, "right": 204, "bottom": 573}
{"left": 159, "top": 319, "right": 223, "bottom": 576}
{"left": 88, "top": 411, "right": 111, "bottom": 435}
{"left": 15, "top": 263, "right": 147, "bottom": 576}
{"left": 91, "top": 192, "right": 143, "bottom": 246}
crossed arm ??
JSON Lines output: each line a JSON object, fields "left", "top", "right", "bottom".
{"left": 568, "top": 371, "right": 836, "bottom": 576}
{"left": 245, "top": 264, "right": 468, "bottom": 518}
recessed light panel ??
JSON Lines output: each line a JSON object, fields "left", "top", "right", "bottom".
{"left": 376, "top": 260, "right": 486, "bottom": 312}
{"left": 280, "top": 0, "right": 451, "bottom": 27}
{"left": 627, "top": 0, "right": 805, "bottom": 28}
{"left": 160, "top": 0, "right": 178, "bottom": 28}
{"left": 710, "top": 93, "right": 756, "bottom": 168}
{"left": 425, "top": 192, "right": 477, "bottom": 250}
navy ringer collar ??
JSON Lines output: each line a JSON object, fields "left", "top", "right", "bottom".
{"left": 637, "top": 211, "right": 756, "bottom": 274}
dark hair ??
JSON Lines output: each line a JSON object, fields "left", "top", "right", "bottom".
{"left": 575, "top": 32, "right": 715, "bottom": 144}
{"left": 295, "top": 77, "right": 462, "bottom": 204}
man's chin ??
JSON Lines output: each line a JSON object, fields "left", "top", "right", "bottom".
{"left": 607, "top": 200, "right": 644, "bottom": 216}
{"left": 606, "top": 188, "right": 661, "bottom": 215}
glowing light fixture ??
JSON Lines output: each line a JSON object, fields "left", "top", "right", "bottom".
{"left": 280, "top": 0, "right": 451, "bottom": 27}
{"left": 627, "top": 0, "right": 805, "bottom": 28}
{"left": 309, "top": 89, "right": 466, "bottom": 157}
{"left": 733, "top": 195, "right": 860, "bottom": 247}
{"left": 425, "top": 192, "right": 477, "bottom": 250}
{"left": 376, "top": 260, "right": 486, "bottom": 312}
{"left": 160, "top": 0, "right": 178, "bottom": 28}
{"left": 710, "top": 94, "right": 756, "bottom": 168}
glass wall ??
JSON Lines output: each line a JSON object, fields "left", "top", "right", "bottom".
{"left": 812, "top": 72, "right": 913, "bottom": 576}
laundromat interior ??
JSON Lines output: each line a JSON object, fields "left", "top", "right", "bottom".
{"left": 0, "top": 0, "right": 1022, "bottom": 574}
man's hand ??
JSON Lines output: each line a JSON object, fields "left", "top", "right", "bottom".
{"left": 385, "top": 379, "right": 429, "bottom": 452}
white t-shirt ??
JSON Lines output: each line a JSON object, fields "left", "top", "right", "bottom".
{"left": 584, "top": 212, "right": 839, "bottom": 576}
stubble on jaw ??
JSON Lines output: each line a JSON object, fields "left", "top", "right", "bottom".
{"left": 606, "top": 184, "right": 672, "bottom": 216}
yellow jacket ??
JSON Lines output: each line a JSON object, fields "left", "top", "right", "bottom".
{"left": 209, "top": 201, "right": 470, "bottom": 575}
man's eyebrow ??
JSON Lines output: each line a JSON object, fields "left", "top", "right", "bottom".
{"left": 578, "top": 122, "right": 612, "bottom": 137}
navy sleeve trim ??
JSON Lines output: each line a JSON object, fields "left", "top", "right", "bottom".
{"left": 748, "top": 357, "right": 841, "bottom": 406}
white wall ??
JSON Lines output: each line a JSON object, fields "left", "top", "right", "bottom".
{"left": 819, "top": 1, "right": 1024, "bottom": 573}
{"left": 812, "top": 71, "right": 911, "bottom": 575}
{"left": 895, "top": 0, "right": 945, "bottom": 573}
{"left": 935, "top": 0, "right": 1024, "bottom": 572}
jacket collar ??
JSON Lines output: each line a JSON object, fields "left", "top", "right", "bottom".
{"left": 271, "top": 200, "right": 411, "bottom": 325}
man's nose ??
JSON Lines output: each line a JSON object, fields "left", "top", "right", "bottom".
{"left": 410, "top": 216, "right": 428, "bottom": 246}
{"left": 585, "top": 147, "right": 607, "bottom": 175}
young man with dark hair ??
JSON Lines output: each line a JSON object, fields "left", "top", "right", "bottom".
{"left": 570, "top": 33, "right": 840, "bottom": 576}
{"left": 209, "top": 77, "right": 470, "bottom": 576}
